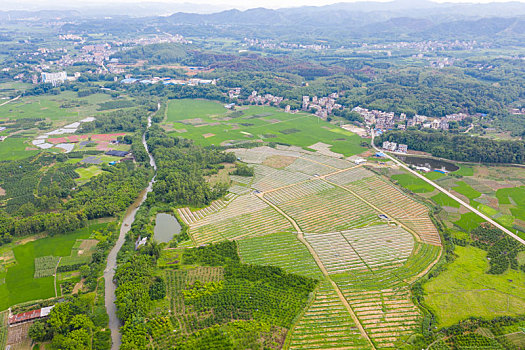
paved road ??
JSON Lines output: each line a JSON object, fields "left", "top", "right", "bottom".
{"left": 371, "top": 132, "right": 525, "bottom": 246}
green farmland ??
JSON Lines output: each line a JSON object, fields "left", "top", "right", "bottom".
{"left": 164, "top": 99, "right": 368, "bottom": 156}
{"left": 0, "top": 223, "right": 106, "bottom": 311}
{"left": 424, "top": 245, "right": 525, "bottom": 327}
{"left": 391, "top": 173, "right": 434, "bottom": 193}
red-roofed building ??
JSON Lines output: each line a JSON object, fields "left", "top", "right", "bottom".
{"left": 8, "top": 306, "right": 54, "bottom": 326}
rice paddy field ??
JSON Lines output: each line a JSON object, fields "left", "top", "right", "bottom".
{"left": 164, "top": 99, "right": 367, "bottom": 156}
{"left": 0, "top": 222, "right": 106, "bottom": 311}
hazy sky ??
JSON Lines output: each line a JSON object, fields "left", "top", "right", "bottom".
{"left": 8, "top": 0, "right": 525, "bottom": 11}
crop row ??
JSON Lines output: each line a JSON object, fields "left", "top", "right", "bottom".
{"left": 190, "top": 207, "right": 292, "bottom": 245}
{"left": 325, "top": 167, "right": 374, "bottom": 186}
{"left": 289, "top": 282, "right": 371, "bottom": 350}
{"left": 232, "top": 146, "right": 301, "bottom": 164}
{"left": 284, "top": 157, "right": 334, "bottom": 176}
{"left": 333, "top": 242, "right": 441, "bottom": 292}
{"left": 347, "top": 176, "right": 441, "bottom": 246}
{"left": 264, "top": 179, "right": 334, "bottom": 205}
{"left": 34, "top": 255, "right": 60, "bottom": 278}
{"left": 0, "top": 311, "right": 7, "bottom": 349}
{"left": 300, "top": 153, "right": 353, "bottom": 169}
{"left": 305, "top": 225, "right": 414, "bottom": 274}
{"left": 252, "top": 165, "right": 311, "bottom": 192}
{"left": 238, "top": 232, "right": 324, "bottom": 279}
{"left": 344, "top": 286, "right": 421, "bottom": 349}
{"left": 278, "top": 187, "right": 380, "bottom": 233}
{"left": 178, "top": 195, "right": 236, "bottom": 226}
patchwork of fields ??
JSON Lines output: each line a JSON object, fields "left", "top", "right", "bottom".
{"left": 164, "top": 99, "right": 368, "bottom": 156}
{"left": 179, "top": 145, "right": 443, "bottom": 349}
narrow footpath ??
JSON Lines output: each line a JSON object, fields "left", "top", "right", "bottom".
{"left": 104, "top": 111, "right": 158, "bottom": 350}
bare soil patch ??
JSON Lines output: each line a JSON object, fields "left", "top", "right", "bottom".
{"left": 203, "top": 133, "right": 215, "bottom": 138}
{"left": 0, "top": 186, "right": 5, "bottom": 196}
{"left": 263, "top": 155, "right": 297, "bottom": 169}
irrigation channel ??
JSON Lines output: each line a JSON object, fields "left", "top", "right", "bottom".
{"left": 104, "top": 113, "right": 157, "bottom": 350}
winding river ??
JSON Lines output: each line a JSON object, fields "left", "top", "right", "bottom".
{"left": 104, "top": 112, "right": 157, "bottom": 349}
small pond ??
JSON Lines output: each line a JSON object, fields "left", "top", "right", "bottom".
{"left": 153, "top": 213, "right": 182, "bottom": 243}
{"left": 396, "top": 155, "right": 459, "bottom": 172}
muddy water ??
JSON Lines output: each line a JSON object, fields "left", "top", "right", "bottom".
{"left": 104, "top": 114, "right": 156, "bottom": 349}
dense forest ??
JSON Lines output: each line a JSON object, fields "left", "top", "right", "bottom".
{"left": 147, "top": 126, "right": 235, "bottom": 206}
{"left": 378, "top": 130, "right": 525, "bottom": 164}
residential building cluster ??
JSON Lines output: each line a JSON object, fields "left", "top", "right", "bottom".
{"left": 382, "top": 141, "right": 408, "bottom": 153}
{"left": 247, "top": 90, "right": 283, "bottom": 105}
{"left": 228, "top": 87, "right": 241, "bottom": 99}
{"left": 302, "top": 93, "right": 342, "bottom": 119}
{"left": 353, "top": 106, "right": 472, "bottom": 132}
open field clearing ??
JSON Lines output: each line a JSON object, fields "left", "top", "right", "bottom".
{"left": 288, "top": 282, "right": 371, "bottom": 350}
{"left": 346, "top": 176, "right": 441, "bottom": 245}
{"left": 0, "top": 137, "right": 39, "bottom": 161}
{"left": 238, "top": 232, "right": 323, "bottom": 279}
{"left": 264, "top": 179, "right": 334, "bottom": 205}
{"left": 251, "top": 165, "right": 311, "bottom": 192}
{"left": 304, "top": 225, "right": 415, "bottom": 274}
{"left": 276, "top": 187, "right": 380, "bottom": 233}
{"left": 165, "top": 100, "right": 367, "bottom": 156}
{"left": 188, "top": 194, "right": 292, "bottom": 244}
{"left": 344, "top": 286, "right": 421, "bottom": 349}
{"left": 424, "top": 245, "right": 525, "bottom": 327}
{"left": 177, "top": 193, "right": 236, "bottom": 225}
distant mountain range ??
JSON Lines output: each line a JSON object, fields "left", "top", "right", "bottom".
{"left": 3, "top": 1, "right": 525, "bottom": 41}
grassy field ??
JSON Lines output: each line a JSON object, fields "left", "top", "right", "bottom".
{"left": 0, "top": 137, "right": 39, "bottom": 161}
{"left": 391, "top": 173, "right": 434, "bottom": 193}
{"left": 454, "top": 165, "right": 474, "bottom": 177}
{"left": 424, "top": 245, "right": 525, "bottom": 327}
{"left": 425, "top": 171, "right": 446, "bottom": 180}
{"left": 0, "top": 91, "right": 119, "bottom": 122}
{"left": 454, "top": 212, "right": 486, "bottom": 231}
{"left": 431, "top": 192, "right": 460, "bottom": 208}
{"left": 164, "top": 99, "right": 367, "bottom": 156}
{"left": 0, "top": 223, "right": 107, "bottom": 311}
{"left": 75, "top": 166, "right": 104, "bottom": 184}
{"left": 452, "top": 181, "right": 481, "bottom": 200}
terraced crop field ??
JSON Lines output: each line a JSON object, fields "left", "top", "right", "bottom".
{"left": 276, "top": 187, "right": 380, "bottom": 233}
{"left": 288, "top": 282, "right": 372, "bottom": 350}
{"left": 238, "top": 232, "right": 324, "bottom": 279}
{"left": 189, "top": 194, "right": 293, "bottom": 244}
{"left": 304, "top": 225, "right": 415, "bottom": 274}
{"left": 264, "top": 179, "right": 334, "bottom": 205}
{"left": 252, "top": 165, "right": 311, "bottom": 192}
{"left": 177, "top": 145, "right": 444, "bottom": 349}
{"left": 344, "top": 286, "right": 421, "bottom": 349}
{"left": 345, "top": 175, "right": 441, "bottom": 245}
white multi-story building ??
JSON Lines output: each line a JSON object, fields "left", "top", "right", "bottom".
{"left": 41, "top": 71, "right": 67, "bottom": 86}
